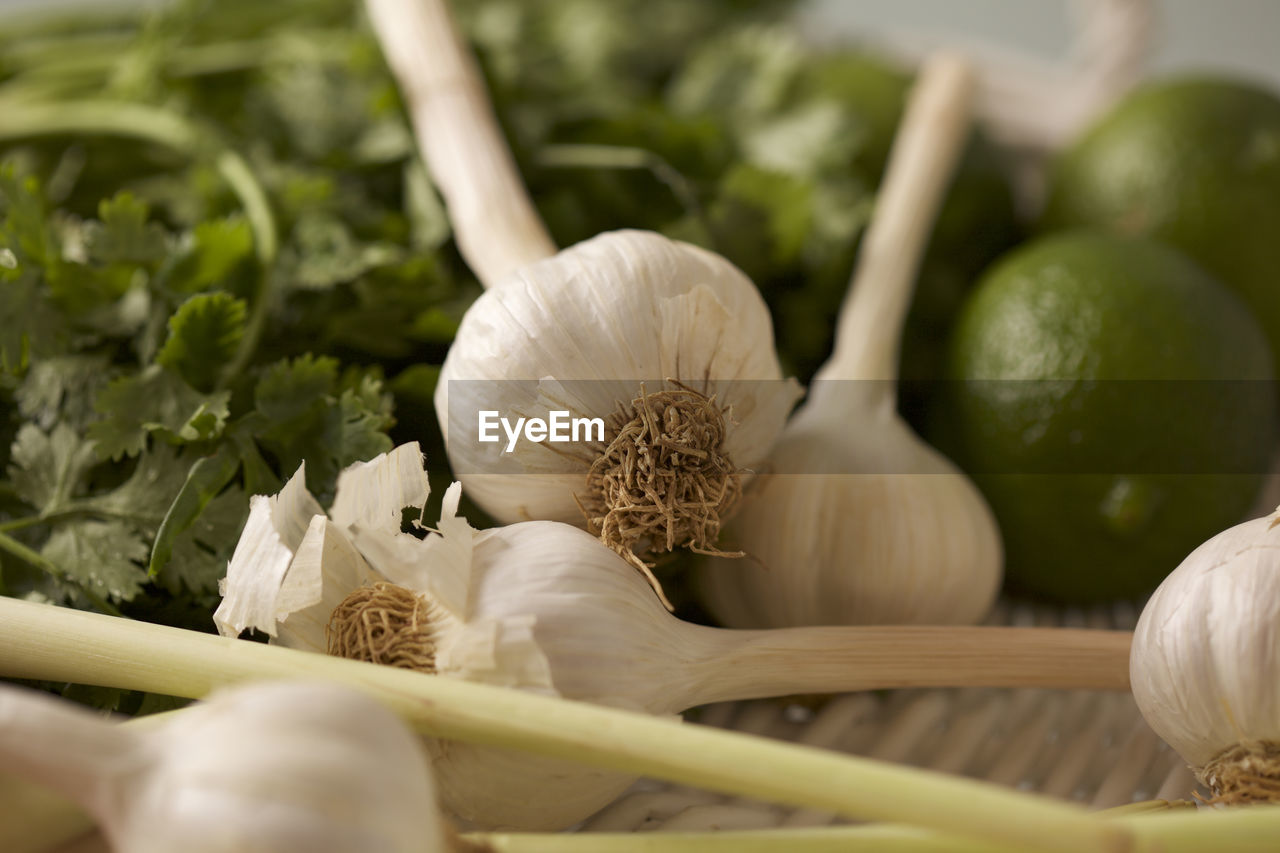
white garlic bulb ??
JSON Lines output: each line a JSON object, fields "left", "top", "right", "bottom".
{"left": 0, "top": 681, "right": 450, "bottom": 853}
{"left": 699, "top": 55, "right": 1002, "bottom": 628}
{"left": 1131, "top": 508, "right": 1280, "bottom": 803}
{"left": 436, "top": 229, "right": 800, "bottom": 539}
{"left": 217, "top": 443, "right": 1126, "bottom": 830}
{"left": 366, "top": 0, "right": 799, "bottom": 569}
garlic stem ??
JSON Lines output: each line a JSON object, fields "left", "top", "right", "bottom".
{"left": 0, "top": 597, "right": 1129, "bottom": 853}
{"left": 364, "top": 0, "right": 555, "bottom": 287}
{"left": 812, "top": 54, "right": 975, "bottom": 405}
{"left": 677, "top": 625, "right": 1130, "bottom": 709}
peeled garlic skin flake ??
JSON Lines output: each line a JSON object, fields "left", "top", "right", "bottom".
{"left": 435, "top": 229, "right": 800, "bottom": 527}
{"left": 1130, "top": 509, "right": 1280, "bottom": 802}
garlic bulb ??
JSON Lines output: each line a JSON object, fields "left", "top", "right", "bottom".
{"left": 0, "top": 681, "right": 450, "bottom": 853}
{"left": 217, "top": 443, "right": 1127, "bottom": 829}
{"left": 366, "top": 0, "right": 799, "bottom": 571}
{"left": 436, "top": 229, "right": 801, "bottom": 545}
{"left": 699, "top": 55, "right": 1002, "bottom": 628}
{"left": 1131, "top": 507, "right": 1280, "bottom": 804}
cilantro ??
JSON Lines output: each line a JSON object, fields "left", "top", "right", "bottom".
{"left": 85, "top": 192, "right": 170, "bottom": 266}
{"left": 166, "top": 217, "right": 255, "bottom": 294}
{"left": 155, "top": 291, "right": 247, "bottom": 391}
{"left": 8, "top": 423, "right": 98, "bottom": 515}
{"left": 90, "top": 365, "right": 231, "bottom": 460}
{"left": 253, "top": 354, "right": 394, "bottom": 496}
{"left": 41, "top": 520, "right": 149, "bottom": 603}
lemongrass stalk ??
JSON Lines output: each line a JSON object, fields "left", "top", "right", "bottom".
{"left": 0, "top": 100, "right": 277, "bottom": 384}
{"left": 1096, "top": 799, "right": 1195, "bottom": 817}
{"left": 363, "top": 0, "right": 555, "bottom": 287}
{"left": 28, "top": 809, "right": 1280, "bottom": 853}
{"left": 1118, "top": 805, "right": 1280, "bottom": 853}
{"left": 0, "top": 597, "right": 1129, "bottom": 853}
{"left": 479, "top": 826, "right": 1018, "bottom": 853}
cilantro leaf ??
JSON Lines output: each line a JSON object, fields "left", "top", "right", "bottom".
{"left": 0, "top": 168, "right": 59, "bottom": 269}
{"left": 15, "top": 354, "right": 114, "bottom": 430}
{"left": 284, "top": 214, "right": 403, "bottom": 291}
{"left": 85, "top": 192, "right": 170, "bottom": 266}
{"left": 40, "top": 520, "right": 149, "bottom": 603}
{"left": 161, "top": 486, "right": 246, "bottom": 596}
{"left": 146, "top": 443, "right": 240, "bottom": 578}
{"left": 8, "top": 423, "right": 98, "bottom": 514}
{"left": 0, "top": 270, "right": 70, "bottom": 371}
{"left": 253, "top": 355, "right": 393, "bottom": 496}
{"left": 166, "top": 216, "right": 254, "bottom": 294}
{"left": 87, "top": 443, "right": 192, "bottom": 527}
{"left": 90, "top": 365, "right": 231, "bottom": 460}
{"left": 155, "top": 291, "right": 247, "bottom": 391}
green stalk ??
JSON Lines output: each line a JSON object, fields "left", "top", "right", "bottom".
{"left": 0, "top": 596, "right": 1130, "bottom": 853}
{"left": 2, "top": 32, "right": 352, "bottom": 81}
{"left": 479, "top": 808, "right": 1280, "bottom": 853}
{"left": 0, "top": 100, "right": 279, "bottom": 385}
{"left": 480, "top": 827, "right": 1017, "bottom": 853}
{"left": 1118, "top": 806, "right": 1280, "bottom": 853}
{"left": 10, "top": 793, "right": 1280, "bottom": 853}
{"left": 0, "top": 504, "right": 156, "bottom": 534}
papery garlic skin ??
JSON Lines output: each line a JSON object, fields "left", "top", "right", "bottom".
{"left": 435, "top": 229, "right": 801, "bottom": 528}
{"left": 700, "top": 389, "right": 1003, "bottom": 627}
{"left": 1131, "top": 508, "right": 1280, "bottom": 789}
{"left": 0, "top": 682, "right": 448, "bottom": 853}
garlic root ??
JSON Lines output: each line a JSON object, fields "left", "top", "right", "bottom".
{"left": 363, "top": 0, "right": 554, "bottom": 286}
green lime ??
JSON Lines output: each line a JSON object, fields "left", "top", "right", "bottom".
{"left": 1042, "top": 76, "right": 1280, "bottom": 377}
{"left": 942, "top": 232, "right": 1276, "bottom": 603}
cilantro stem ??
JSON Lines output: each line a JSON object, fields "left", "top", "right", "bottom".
{"left": 0, "top": 99, "right": 279, "bottom": 386}
{"left": 0, "top": 531, "right": 121, "bottom": 616}
{"left": 1, "top": 32, "right": 352, "bottom": 81}
{"left": 0, "top": 504, "right": 155, "bottom": 534}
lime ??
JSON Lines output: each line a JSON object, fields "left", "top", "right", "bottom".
{"left": 942, "top": 232, "right": 1276, "bottom": 603}
{"left": 1042, "top": 76, "right": 1280, "bottom": 377}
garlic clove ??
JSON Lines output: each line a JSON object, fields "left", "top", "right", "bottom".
{"left": 1131, "top": 507, "right": 1280, "bottom": 803}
